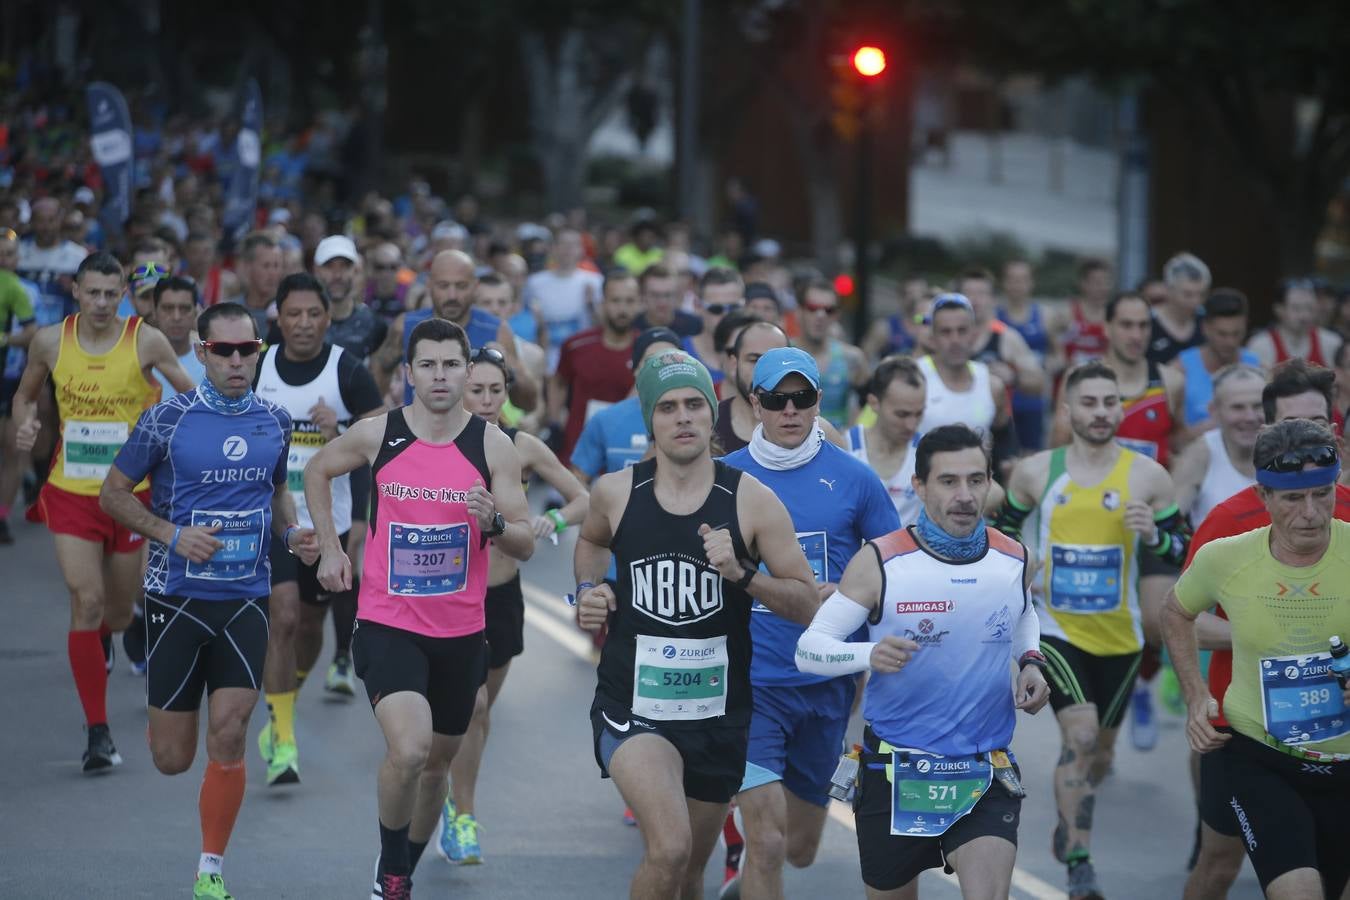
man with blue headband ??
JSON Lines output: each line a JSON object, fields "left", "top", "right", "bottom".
{"left": 1165, "top": 418, "right": 1350, "bottom": 900}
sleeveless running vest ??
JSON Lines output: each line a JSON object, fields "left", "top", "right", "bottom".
{"left": 595, "top": 459, "right": 756, "bottom": 727}
{"left": 1192, "top": 429, "right": 1255, "bottom": 526}
{"left": 361, "top": 410, "right": 492, "bottom": 638}
{"left": 255, "top": 345, "right": 356, "bottom": 532}
{"left": 917, "top": 355, "right": 996, "bottom": 434}
{"left": 864, "top": 526, "right": 1027, "bottom": 754}
{"left": 1029, "top": 447, "right": 1143, "bottom": 656}
{"left": 816, "top": 340, "right": 853, "bottom": 430}
{"left": 1064, "top": 302, "right": 1108, "bottom": 366}
{"left": 1270, "top": 327, "right": 1328, "bottom": 367}
{"left": 50, "top": 314, "right": 159, "bottom": 494}
{"left": 847, "top": 424, "right": 921, "bottom": 526}
{"left": 1116, "top": 360, "right": 1173, "bottom": 465}
{"left": 884, "top": 314, "right": 919, "bottom": 357}
{"left": 1177, "top": 347, "right": 1263, "bottom": 427}
{"left": 401, "top": 307, "right": 501, "bottom": 404}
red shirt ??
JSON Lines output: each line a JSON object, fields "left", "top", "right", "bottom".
{"left": 1185, "top": 482, "right": 1350, "bottom": 726}
{"left": 555, "top": 327, "right": 635, "bottom": 465}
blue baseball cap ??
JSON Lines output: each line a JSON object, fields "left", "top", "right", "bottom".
{"left": 752, "top": 346, "right": 821, "bottom": 392}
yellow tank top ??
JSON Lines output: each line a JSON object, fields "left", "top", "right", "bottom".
{"left": 49, "top": 315, "right": 159, "bottom": 495}
{"left": 1032, "top": 446, "right": 1142, "bottom": 655}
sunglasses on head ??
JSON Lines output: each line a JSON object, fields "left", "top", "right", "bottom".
{"left": 200, "top": 339, "right": 264, "bottom": 358}
{"left": 931, "top": 293, "right": 973, "bottom": 314}
{"left": 1260, "top": 444, "right": 1338, "bottom": 473}
{"left": 471, "top": 346, "right": 515, "bottom": 383}
{"left": 705, "top": 302, "right": 742, "bottom": 316}
{"left": 132, "top": 262, "right": 171, "bottom": 281}
{"left": 756, "top": 387, "right": 819, "bottom": 411}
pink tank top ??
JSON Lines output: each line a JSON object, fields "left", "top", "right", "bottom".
{"left": 360, "top": 410, "right": 492, "bottom": 638}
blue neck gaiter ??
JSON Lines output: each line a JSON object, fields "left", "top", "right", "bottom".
{"left": 915, "top": 507, "right": 988, "bottom": 561}
{"left": 198, "top": 378, "right": 254, "bottom": 415}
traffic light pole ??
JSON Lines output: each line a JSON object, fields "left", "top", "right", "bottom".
{"left": 853, "top": 104, "right": 873, "bottom": 345}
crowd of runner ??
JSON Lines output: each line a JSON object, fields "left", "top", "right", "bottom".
{"left": 4, "top": 118, "right": 1350, "bottom": 900}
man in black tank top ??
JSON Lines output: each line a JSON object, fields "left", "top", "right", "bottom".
{"left": 576, "top": 350, "right": 819, "bottom": 898}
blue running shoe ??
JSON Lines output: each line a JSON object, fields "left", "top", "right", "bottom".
{"left": 437, "top": 797, "right": 462, "bottom": 863}
{"left": 1130, "top": 680, "right": 1158, "bottom": 751}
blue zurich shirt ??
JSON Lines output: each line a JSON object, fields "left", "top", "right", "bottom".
{"left": 113, "top": 389, "right": 292, "bottom": 600}
{"left": 722, "top": 440, "right": 899, "bottom": 686}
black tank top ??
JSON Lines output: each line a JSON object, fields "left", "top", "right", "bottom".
{"left": 714, "top": 397, "right": 748, "bottom": 454}
{"left": 595, "top": 458, "right": 756, "bottom": 728}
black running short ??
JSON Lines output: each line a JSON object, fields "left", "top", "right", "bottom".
{"left": 1220, "top": 733, "right": 1350, "bottom": 894}
{"left": 145, "top": 593, "right": 269, "bottom": 712}
{"left": 1198, "top": 727, "right": 1237, "bottom": 836}
{"left": 269, "top": 530, "right": 348, "bottom": 604}
{"left": 590, "top": 696, "right": 748, "bottom": 804}
{"left": 854, "top": 728, "right": 1021, "bottom": 891}
{"left": 1040, "top": 635, "right": 1142, "bottom": 729}
{"left": 485, "top": 573, "right": 525, "bottom": 670}
{"left": 351, "top": 620, "right": 487, "bottom": 737}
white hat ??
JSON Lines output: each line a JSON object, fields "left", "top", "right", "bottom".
{"left": 268, "top": 207, "right": 292, "bottom": 225}
{"left": 314, "top": 234, "right": 359, "bottom": 267}
{"left": 73, "top": 186, "right": 97, "bottom": 206}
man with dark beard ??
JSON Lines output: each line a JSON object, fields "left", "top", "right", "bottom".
{"left": 549, "top": 271, "right": 641, "bottom": 466}
{"left": 997, "top": 361, "right": 1187, "bottom": 900}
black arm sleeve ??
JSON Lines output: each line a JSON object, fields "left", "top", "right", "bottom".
{"left": 994, "top": 494, "right": 1033, "bottom": 540}
{"left": 1145, "top": 505, "right": 1190, "bottom": 568}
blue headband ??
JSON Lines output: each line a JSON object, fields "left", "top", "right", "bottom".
{"left": 1255, "top": 463, "right": 1341, "bottom": 490}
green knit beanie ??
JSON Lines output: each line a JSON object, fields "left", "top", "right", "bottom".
{"left": 636, "top": 350, "right": 719, "bottom": 434}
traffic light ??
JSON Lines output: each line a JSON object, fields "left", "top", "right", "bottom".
{"left": 853, "top": 46, "right": 886, "bottom": 78}
{"left": 830, "top": 44, "right": 887, "bottom": 142}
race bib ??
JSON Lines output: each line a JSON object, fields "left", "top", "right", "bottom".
{"left": 632, "top": 634, "right": 728, "bottom": 721}
{"left": 388, "top": 522, "right": 470, "bottom": 596}
{"left": 185, "top": 508, "right": 265, "bottom": 581}
{"left": 1048, "top": 544, "right": 1123, "bottom": 613}
{"left": 890, "top": 749, "right": 993, "bottom": 837}
{"left": 62, "top": 420, "right": 128, "bottom": 480}
{"left": 1260, "top": 652, "right": 1350, "bottom": 746}
{"left": 287, "top": 430, "right": 326, "bottom": 494}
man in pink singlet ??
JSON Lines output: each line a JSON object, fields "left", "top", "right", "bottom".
{"left": 303, "top": 316, "right": 534, "bottom": 900}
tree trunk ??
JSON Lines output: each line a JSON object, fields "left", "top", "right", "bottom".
{"left": 522, "top": 28, "right": 638, "bottom": 215}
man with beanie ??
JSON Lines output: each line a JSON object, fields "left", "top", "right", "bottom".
{"left": 576, "top": 350, "right": 820, "bottom": 899}
{"left": 719, "top": 347, "right": 900, "bottom": 897}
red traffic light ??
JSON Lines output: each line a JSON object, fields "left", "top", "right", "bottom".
{"left": 834, "top": 273, "right": 856, "bottom": 297}
{"left": 852, "top": 46, "right": 886, "bottom": 78}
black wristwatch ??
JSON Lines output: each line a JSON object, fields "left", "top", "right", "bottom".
{"left": 734, "top": 563, "right": 757, "bottom": 590}
{"left": 482, "top": 511, "right": 506, "bottom": 538}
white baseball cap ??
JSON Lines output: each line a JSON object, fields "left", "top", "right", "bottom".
{"left": 314, "top": 234, "right": 359, "bottom": 267}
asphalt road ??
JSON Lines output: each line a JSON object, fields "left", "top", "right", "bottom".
{"left": 0, "top": 514, "right": 1263, "bottom": 899}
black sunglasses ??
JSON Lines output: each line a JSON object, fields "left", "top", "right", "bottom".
{"left": 200, "top": 339, "right": 264, "bottom": 358}
{"left": 756, "top": 387, "right": 819, "bottom": 411}
{"left": 1260, "top": 444, "right": 1338, "bottom": 473}
{"left": 705, "top": 302, "right": 743, "bottom": 316}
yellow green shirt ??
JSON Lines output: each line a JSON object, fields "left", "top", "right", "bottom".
{"left": 1175, "top": 522, "right": 1350, "bottom": 753}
